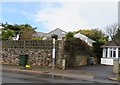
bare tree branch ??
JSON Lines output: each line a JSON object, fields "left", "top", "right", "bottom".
{"left": 105, "top": 23, "right": 118, "bottom": 40}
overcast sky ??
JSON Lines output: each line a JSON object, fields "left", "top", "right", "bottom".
{"left": 1, "top": 0, "right": 119, "bottom": 32}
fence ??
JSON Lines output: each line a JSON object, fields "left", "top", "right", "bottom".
{"left": 2, "top": 40, "right": 59, "bottom": 49}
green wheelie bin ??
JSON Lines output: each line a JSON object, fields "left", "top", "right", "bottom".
{"left": 19, "top": 55, "right": 28, "bottom": 67}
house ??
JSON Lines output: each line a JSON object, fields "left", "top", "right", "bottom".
{"left": 32, "top": 32, "right": 47, "bottom": 38}
{"left": 74, "top": 33, "right": 95, "bottom": 46}
{"left": 33, "top": 28, "right": 95, "bottom": 46}
{"left": 101, "top": 40, "right": 120, "bottom": 65}
{"left": 33, "top": 28, "right": 67, "bottom": 40}
{"left": 13, "top": 34, "right": 20, "bottom": 40}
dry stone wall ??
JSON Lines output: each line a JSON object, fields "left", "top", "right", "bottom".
{"left": 1, "top": 40, "right": 94, "bottom": 68}
{"left": 2, "top": 40, "right": 63, "bottom": 67}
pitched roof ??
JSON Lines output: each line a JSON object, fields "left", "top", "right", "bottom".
{"left": 32, "top": 32, "right": 46, "bottom": 37}
{"left": 74, "top": 33, "right": 95, "bottom": 43}
{"left": 101, "top": 40, "right": 120, "bottom": 47}
{"left": 74, "top": 33, "right": 88, "bottom": 39}
{"left": 45, "top": 28, "right": 67, "bottom": 38}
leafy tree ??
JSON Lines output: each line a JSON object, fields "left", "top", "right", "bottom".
{"left": 19, "top": 24, "right": 36, "bottom": 40}
{"left": 2, "top": 29, "right": 14, "bottom": 40}
{"left": 1, "top": 23, "right": 14, "bottom": 40}
{"left": 77, "top": 29, "right": 107, "bottom": 42}
{"left": 1, "top": 23, "right": 36, "bottom": 40}
{"left": 76, "top": 29, "right": 108, "bottom": 64}
{"left": 65, "top": 32, "right": 74, "bottom": 39}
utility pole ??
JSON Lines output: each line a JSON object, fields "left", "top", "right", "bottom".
{"left": 52, "top": 38, "right": 55, "bottom": 69}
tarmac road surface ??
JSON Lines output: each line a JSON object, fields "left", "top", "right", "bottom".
{"left": 2, "top": 71, "right": 96, "bottom": 83}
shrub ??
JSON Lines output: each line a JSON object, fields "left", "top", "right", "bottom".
{"left": 64, "top": 38, "right": 92, "bottom": 68}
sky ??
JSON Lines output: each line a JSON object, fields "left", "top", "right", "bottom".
{"left": 1, "top": 0, "right": 119, "bottom": 33}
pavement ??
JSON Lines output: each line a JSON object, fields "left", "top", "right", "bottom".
{"left": 1, "top": 64, "right": 119, "bottom": 83}
{"left": 2, "top": 64, "right": 94, "bottom": 80}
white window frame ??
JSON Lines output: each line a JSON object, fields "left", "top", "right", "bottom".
{"left": 112, "top": 48, "right": 116, "bottom": 58}
{"left": 119, "top": 48, "right": 120, "bottom": 58}
{"left": 109, "top": 48, "right": 117, "bottom": 58}
{"left": 103, "top": 48, "right": 107, "bottom": 58}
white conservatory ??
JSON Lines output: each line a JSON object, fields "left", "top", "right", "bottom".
{"left": 101, "top": 40, "right": 120, "bottom": 65}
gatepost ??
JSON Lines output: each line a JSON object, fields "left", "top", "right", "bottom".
{"left": 113, "top": 59, "right": 120, "bottom": 81}
{"left": 52, "top": 38, "right": 55, "bottom": 69}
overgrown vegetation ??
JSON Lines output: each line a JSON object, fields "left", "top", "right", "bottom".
{"left": 64, "top": 32, "right": 92, "bottom": 68}
{"left": 75, "top": 29, "right": 108, "bottom": 63}
{"left": 77, "top": 29, "right": 108, "bottom": 42}
{"left": 92, "top": 41, "right": 104, "bottom": 63}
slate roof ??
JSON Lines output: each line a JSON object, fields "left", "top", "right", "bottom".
{"left": 101, "top": 40, "right": 120, "bottom": 47}
{"left": 44, "top": 28, "right": 67, "bottom": 39}
{"left": 32, "top": 28, "right": 67, "bottom": 39}
{"left": 32, "top": 32, "right": 47, "bottom": 37}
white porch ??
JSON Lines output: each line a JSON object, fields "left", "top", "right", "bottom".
{"left": 101, "top": 58, "right": 120, "bottom": 65}
{"left": 101, "top": 47, "right": 120, "bottom": 65}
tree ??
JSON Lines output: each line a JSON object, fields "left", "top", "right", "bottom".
{"left": 77, "top": 29, "right": 107, "bottom": 42}
{"left": 19, "top": 24, "right": 36, "bottom": 40}
{"left": 1, "top": 23, "right": 36, "bottom": 40}
{"left": 105, "top": 23, "right": 118, "bottom": 40}
{"left": 65, "top": 32, "right": 74, "bottom": 39}
{"left": 77, "top": 29, "right": 108, "bottom": 64}
{"left": 2, "top": 29, "right": 14, "bottom": 40}
{"left": 114, "top": 27, "right": 120, "bottom": 40}
{"left": 1, "top": 23, "right": 15, "bottom": 40}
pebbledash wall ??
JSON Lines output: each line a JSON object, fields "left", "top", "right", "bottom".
{"left": 2, "top": 40, "right": 64, "bottom": 68}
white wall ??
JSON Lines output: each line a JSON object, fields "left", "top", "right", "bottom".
{"left": 101, "top": 58, "right": 120, "bottom": 65}
{"left": 101, "top": 58, "right": 113, "bottom": 65}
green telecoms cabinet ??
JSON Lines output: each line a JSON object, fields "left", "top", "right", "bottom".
{"left": 19, "top": 55, "right": 28, "bottom": 66}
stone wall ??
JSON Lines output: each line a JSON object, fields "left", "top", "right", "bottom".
{"left": 2, "top": 48, "right": 52, "bottom": 66}
{"left": 1, "top": 40, "right": 96, "bottom": 68}
{"left": 2, "top": 40, "right": 64, "bottom": 68}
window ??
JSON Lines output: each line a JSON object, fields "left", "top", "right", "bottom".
{"left": 109, "top": 48, "right": 116, "bottom": 58}
{"left": 113, "top": 48, "right": 116, "bottom": 58}
{"left": 103, "top": 48, "right": 106, "bottom": 57}
{"left": 109, "top": 48, "right": 112, "bottom": 58}
{"left": 103, "top": 48, "right": 107, "bottom": 57}
{"left": 119, "top": 48, "right": 120, "bottom": 57}
{"left": 106, "top": 49, "right": 107, "bottom": 57}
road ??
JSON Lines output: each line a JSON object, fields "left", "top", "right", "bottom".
{"left": 1, "top": 65, "right": 119, "bottom": 83}
{"left": 2, "top": 71, "right": 95, "bottom": 83}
